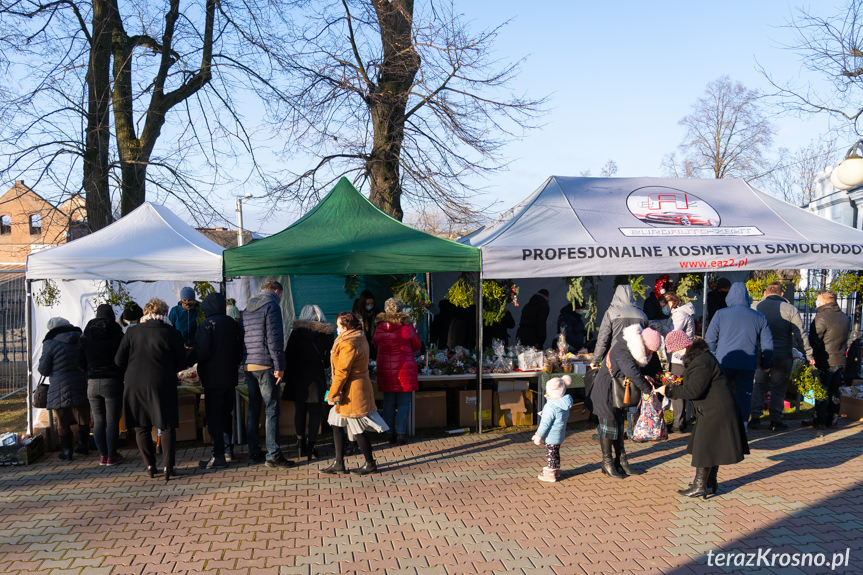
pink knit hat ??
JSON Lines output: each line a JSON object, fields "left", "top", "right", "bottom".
{"left": 640, "top": 327, "right": 662, "bottom": 352}
{"left": 545, "top": 375, "right": 572, "bottom": 399}
{"left": 664, "top": 330, "right": 694, "bottom": 354}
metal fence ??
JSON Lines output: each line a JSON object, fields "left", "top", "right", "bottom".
{"left": 792, "top": 270, "right": 861, "bottom": 337}
{"left": 0, "top": 272, "right": 28, "bottom": 399}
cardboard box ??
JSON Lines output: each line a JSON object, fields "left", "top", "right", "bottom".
{"left": 495, "top": 390, "right": 535, "bottom": 427}
{"left": 496, "top": 380, "right": 530, "bottom": 393}
{"left": 0, "top": 435, "right": 44, "bottom": 466}
{"left": 568, "top": 400, "right": 591, "bottom": 422}
{"left": 414, "top": 391, "right": 447, "bottom": 429}
{"left": 457, "top": 390, "right": 492, "bottom": 427}
{"left": 176, "top": 395, "right": 199, "bottom": 441}
{"left": 840, "top": 396, "right": 863, "bottom": 421}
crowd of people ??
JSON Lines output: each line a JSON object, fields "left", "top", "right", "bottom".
{"left": 36, "top": 275, "right": 853, "bottom": 492}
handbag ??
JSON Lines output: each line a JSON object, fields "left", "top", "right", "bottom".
{"left": 32, "top": 376, "right": 49, "bottom": 409}
{"left": 632, "top": 390, "right": 668, "bottom": 442}
{"left": 606, "top": 352, "right": 642, "bottom": 409}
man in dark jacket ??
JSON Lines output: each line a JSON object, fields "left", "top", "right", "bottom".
{"left": 168, "top": 286, "right": 202, "bottom": 348}
{"left": 78, "top": 304, "right": 126, "bottom": 465}
{"left": 517, "top": 289, "right": 550, "bottom": 349}
{"left": 557, "top": 302, "right": 587, "bottom": 352}
{"left": 196, "top": 293, "right": 243, "bottom": 469}
{"left": 804, "top": 290, "right": 850, "bottom": 429}
{"left": 706, "top": 282, "right": 774, "bottom": 428}
{"left": 241, "top": 281, "right": 293, "bottom": 468}
{"left": 751, "top": 282, "right": 814, "bottom": 431}
{"left": 706, "top": 277, "right": 731, "bottom": 324}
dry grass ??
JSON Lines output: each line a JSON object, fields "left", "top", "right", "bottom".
{"left": 0, "top": 391, "right": 27, "bottom": 433}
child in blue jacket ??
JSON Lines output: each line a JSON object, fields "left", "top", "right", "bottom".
{"left": 532, "top": 375, "right": 573, "bottom": 483}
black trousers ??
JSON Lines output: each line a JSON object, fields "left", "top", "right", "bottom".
{"left": 135, "top": 426, "right": 175, "bottom": 469}
{"left": 204, "top": 388, "right": 234, "bottom": 459}
{"left": 294, "top": 402, "right": 323, "bottom": 444}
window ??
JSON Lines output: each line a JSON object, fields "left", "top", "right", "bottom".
{"left": 0, "top": 215, "right": 10, "bottom": 236}
{"left": 29, "top": 214, "right": 41, "bottom": 236}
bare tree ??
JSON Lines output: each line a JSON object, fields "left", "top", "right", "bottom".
{"left": 765, "top": 1, "right": 863, "bottom": 135}
{"left": 404, "top": 206, "right": 478, "bottom": 240}
{"left": 0, "top": 0, "right": 286, "bottom": 230}
{"left": 600, "top": 159, "right": 618, "bottom": 177}
{"left": 670, "top": 75, "right": 775, "bottom": 180}
{"left": 756, "top": 140, "right": 838, "bottom": 206}
{"left": 269, "top": 0, "right": 546, "bottom": 221}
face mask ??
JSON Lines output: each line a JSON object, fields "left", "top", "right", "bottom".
{"left": 365, "top": 304, "right": 373, "bottom": 311}
{"left": 337, "top": 327, "right": 343, "bottom": 336}
{"left": 662, "top": 306, "right": 670, "bottom": 316}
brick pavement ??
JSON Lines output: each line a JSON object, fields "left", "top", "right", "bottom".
{"left": 1, "top": 421, "right": 862, "bottom": 574}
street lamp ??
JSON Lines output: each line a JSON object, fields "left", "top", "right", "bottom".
{"left": 831, "top": 140, "right": 863, "bottom": 190}
{"left": 236, "top": 192, "right": 253, "bottom": 247}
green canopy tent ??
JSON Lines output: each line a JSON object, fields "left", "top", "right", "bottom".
{"left": 223, "top": 177, "right": 488, "bottom": 431}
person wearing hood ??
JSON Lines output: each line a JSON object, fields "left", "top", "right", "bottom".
{"left": 751, "top": 282, "right": 815, "bottom": 431}
{"left": 168, "top": 286, "right": 202, "bottom": 348}
{"left": 586, "top": 324, "right": 662, "bottom": 479}
{"left": 705, "top": 282, "right": 774, "bottom": 427}
{"left": 351, "top": 289, "right": 379, "bottom": 359}
{"left": 657, "top": 331, "right": 749, "bottom": 499}
{"left": 195, "top": 292, "right": 243, "bottom": 470}
{"left": 39, "top": 317, "right": 88, "bottom": 461}
{"left": 115, "top": 298, "right": 186, "bottom": 480}
{"left": 653, "top": 292, "right": 697, "bottom": 432}
{"left": 78, "top": 304, "right": 126, "bottom": 466}
{"left": 592, "top": 285, "right": 651, "bottom": 440}
{"left": 373, "top": 298, "right": 421, "bottom": 445}
{"left": 241, "top": 280, "right": 293, "bottom": 468}
{"left": 516, "top": 289, "right": 550, "bottom": 349}
{"left": 284, "top": 304, "right": 335, "bottom": 461}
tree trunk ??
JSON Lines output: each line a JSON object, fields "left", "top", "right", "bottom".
{"left": 82, "top": 0, "right": 114, "bottom": 231}
{"left": 365, "top": 0, "right": 420, "bottom": 222}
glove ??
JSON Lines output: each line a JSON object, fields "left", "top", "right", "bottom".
{"left": 532, "top": 434, "right": 542, "bottom": 446}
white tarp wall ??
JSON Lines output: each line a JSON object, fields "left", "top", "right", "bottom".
{"left": 461, "top": 176, "right": 863, "bottom": 279}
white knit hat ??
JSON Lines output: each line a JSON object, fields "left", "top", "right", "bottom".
{"left": 545, "top": 375, "right": 572, "bottom": 399}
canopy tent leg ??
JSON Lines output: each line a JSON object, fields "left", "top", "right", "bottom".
{"left": 475, "top": 271, "right": 484, "bottom": 433}
{"left": 25, "top": 280, "right": 32, "bottom": 436}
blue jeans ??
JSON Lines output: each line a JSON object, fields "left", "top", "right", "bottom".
{"left": 814, "top": 366, "right": 844, "bottom": 426}
{"left": 245, "top": 369, "right": 281, "bottom": 460}
{"left": 722, "top": 367, "right": 756, "bottom": 424}
{"left": 383, "top": 391, "right": 411, "bottom": 436}
{"left": 87, "top": 378, "right": 123, "bottom": 458}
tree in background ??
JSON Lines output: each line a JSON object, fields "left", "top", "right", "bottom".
{"left": 663, "top": 75, "right": 775, "bottom": 180}
{"left": 755, "top": 140, "right": 837, "bottom": 206}
{"left": 268, "top": 0, "right": 545, "bottom": 222}
{"left": 0, "top": 0, "right": 285, "bottom": 230}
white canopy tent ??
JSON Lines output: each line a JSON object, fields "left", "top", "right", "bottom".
{"left": 460, "top": 176, "right": 863, "bottom": 278}
{"left": 24, "top": 202, "right": 249, "bottom": 435}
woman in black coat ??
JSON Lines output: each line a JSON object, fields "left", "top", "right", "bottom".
{"left": 194, "top": 292, "right": 243, "bottom": 469}
{"left": 38, "top": 317, "right": 88, "bottom": 461}
{"left": 78, "top": 304, "right": 126, "bottom": 465}
{"left": 586, "top": 324, "right": 662, "bottom": 479}
{"left": 285, "top": 305, "right": 335, "bottom": 461}
{"left": 115, "top": 298, "right": 186, "bottom": 480}
{"left": 656, "top": 331, "right": 749, "bottom": 498}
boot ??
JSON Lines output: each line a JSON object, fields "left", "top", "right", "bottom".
{"left": 707, "top": 466, "right": 719, "bottom": 494}
{"left": 297, "top": 436, "right": 306, "bottom": 459}
{"left": 351, "top": 459, "right": 377, "bottom": 475}
{"left": 75, "top": 429, "right": 90, "bottom": 455}
{"left": 614, "top": 437, "right": 642, "bottom": 476}
{"left": 306, "top": 442, "right": 318, "bottom": 462}
{"left": 537, "top": 466, "right": 557, "bottom": 483}
{"left": 599, "top": 438, "right": 625, "bottom": 479}
{"left": 320, "top": 460, "right": 347, "bottom": 474}
{"left": 58, "top": 434, "right": 74, "bottom": 461}
{"left": 678, "top": 468, "right": 710, "bottom": 498}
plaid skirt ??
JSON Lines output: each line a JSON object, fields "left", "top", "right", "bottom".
{"left": 597, "top": 411, "right": 625, "bottom": 440}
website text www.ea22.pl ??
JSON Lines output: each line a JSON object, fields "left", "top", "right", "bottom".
{"left": 679, "top": 257, "right": 749, "bottom": 269}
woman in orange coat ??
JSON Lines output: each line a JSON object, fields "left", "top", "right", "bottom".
{"left": 373, "top": 298, "right": 421, "bottom": 445}
{"left": 321, "top": 311, "right": 389, "bottom": 475}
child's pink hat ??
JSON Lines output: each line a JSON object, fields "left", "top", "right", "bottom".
{"left": 545, "top": 375, "right": 571, "bottom": 399}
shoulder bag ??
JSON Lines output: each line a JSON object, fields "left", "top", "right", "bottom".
{"left": 606, "top": 350, "right": 642, "bottom": 409}
{"left": 32, "top": 375, "right": 49, "bottom": 409}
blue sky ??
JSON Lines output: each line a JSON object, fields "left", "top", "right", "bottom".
{"left": 229, "top": 0, "right": 845, "bottom": 235}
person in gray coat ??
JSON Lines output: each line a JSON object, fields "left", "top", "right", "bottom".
{"left": 750, "top": 282, "right": 814, "bottom": 431}
{"left": 38, "top": 317, "right": 89, "bottom": 461}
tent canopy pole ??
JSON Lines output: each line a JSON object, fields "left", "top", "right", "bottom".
{"left": 475, "top": 270, "right": 484, "bottom": 433}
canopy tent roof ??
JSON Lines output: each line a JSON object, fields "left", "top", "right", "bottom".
{"left": 459, "top": 176, "right": 863, "bottom": 279}
{"left": 26, "top": 202, "right": 225, "bottom": 282}
{"left": 223, "top": 177, "right": 481, "bottom": 277}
